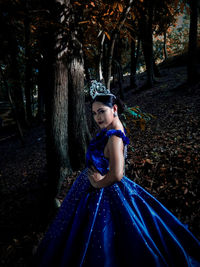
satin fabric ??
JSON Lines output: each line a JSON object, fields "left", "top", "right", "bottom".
{"left": 34, "top": 129, "right": 200, "bottom": 267}
{"left": 86, "top": 128, "right": 129, "bottom": 175}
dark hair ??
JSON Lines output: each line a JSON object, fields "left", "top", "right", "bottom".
{"left": 92, "top": 95, "right": 125, "bottom": 114}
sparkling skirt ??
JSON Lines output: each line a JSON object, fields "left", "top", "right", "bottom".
{"left": 34, "top": 168, "right": 200, "bottom": 267}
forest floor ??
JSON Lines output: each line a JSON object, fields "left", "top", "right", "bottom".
{"left": 0, "top": 65, "right": 200, "bottom": 266}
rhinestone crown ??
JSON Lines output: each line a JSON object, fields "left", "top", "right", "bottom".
{"left": 90, "top": 80, "right": 116, "bottom": 99}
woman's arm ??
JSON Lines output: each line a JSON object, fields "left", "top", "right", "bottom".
{"left": 88, "top": 135, "right": 125, "bottom": 188}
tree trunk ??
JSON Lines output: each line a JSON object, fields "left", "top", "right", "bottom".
{"left": 136, "top": 39, "right": 140, "bottom": 63}
{"left": 140, "top": 0, "right": 154, "bottom": 87}
{"left": 131, "top": 38, "right": 140, "bottom": 88}
{"left": 68, "top": 57, "right": 91, "bottom": 170}
{"left": 0, "top": 65, "right": 24, "bottom": 144}
{"left": 106, "top": 0, "right": 134, "bottom": 90}
{"left": 83, "top": 50, "right": 91, "bottom": 87}
{"left": 45, "top": 54, "right": 72, "bottom": 201}
{"left": 141, "top": 37, "right": 154, "bottom": 87}
{"left": 102, "top": 38, "right": 108, "bottom": 85}
{"left": 118, "top": 62, "right": 124, "bottom": 100}
{"left": 163, "top": 30, "right": 168, "bottom": 61}
{"left": 0, "top": 6, "right": 25, "bottom": 139}
{"left": 42, "top": 0, "right": 72, "bottom": 205}
{"left": 43, "top": 0, "right": 91, "bottom": 205}
{"left": 153, "top": 59, "right": 161, "bottom": 77}
{"left": 9, "top": 31, "right": 26, "bottom": 128}
{"left": 141, "top": 40, "right": 154, "bottom": 87}
{"left": 187, "top": 0, "right": 198, "bottom": 84}
{"left": 68, "top": 5, "right": 91, "bottom": 170}
{"left": 24, "top": 1, "right": 33, "bottom": 123}
{"left": 130, "top": 38, "right": 136, "bottom": 88}
{"left": 37, "top": 60, "right": 45, "bottom": 122}
{"left": 106, "top": 33, "right": 117, "bottom": 90}
{"left": 114, "top": 37, "right": 124, "bottom": 99}
{"left": 98, "top": 33, "right": 105, "bottom": 82}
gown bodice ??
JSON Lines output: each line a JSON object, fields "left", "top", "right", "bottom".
{"left": 86, "top": 128, "right": 130, "bottom": 175}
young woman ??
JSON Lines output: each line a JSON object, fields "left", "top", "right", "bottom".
{"left": 34, "top": 81, "right": 200, "bottom": 267}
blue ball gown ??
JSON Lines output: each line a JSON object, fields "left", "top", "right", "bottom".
{"left": 34, "top": 128, "right": 200, "bottom": 267}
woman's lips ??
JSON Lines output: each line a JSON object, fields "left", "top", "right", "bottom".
{"left": 98, "top": 121, "right": 104, "bottom": 125}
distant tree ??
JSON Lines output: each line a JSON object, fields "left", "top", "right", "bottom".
{"left": 0, "top": 65, "right": 24, "bottom": 143}
{"left": 129, "top": 19, "right": 140, "bottom": 88}
{"left": 138, "top": 0, "right": 154, "bottom": 87}
{"left": 76, "top": 0, "right": 135, "bottom": 89}
{"left": 114, "top": 37, "right": 125, "bottom": 99}
{"left": 98, "top": 33, "right": 105, "bottom": 81}
{"left": 37, "top": 58, "right": 45, "bottom": 122}
{"left": 0, "top": 5, "right": 27, "bottom": 128}
{"left": 163, "top": 31, "right": 168, "bottom": 61}
{"left": 105, "top": 0, "right": 134, "bottom": 90}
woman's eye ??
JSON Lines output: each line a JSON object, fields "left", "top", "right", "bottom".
{"left": 100, "top": 110, "right": 104, "bottom": 113}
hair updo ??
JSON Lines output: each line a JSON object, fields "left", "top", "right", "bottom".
{"left": 92, "top": 95, "right": 125, "bottom": 114}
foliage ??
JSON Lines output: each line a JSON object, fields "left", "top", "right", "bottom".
{"left": 0, "top": 0, "right": 195, "bottom": 103}
{"left": 74, "top": 0, "right": 191, "bottom": 78}
{"left": 121, "top": 106, "right": 156, "bottom": 136}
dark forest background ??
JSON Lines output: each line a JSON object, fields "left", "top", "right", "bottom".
{"left": 0, "top": 0, "right": 200, "bottom": 266}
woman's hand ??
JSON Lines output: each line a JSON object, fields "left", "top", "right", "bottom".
{"left": 88, "top": 166, "right": 105, "bottom": 188}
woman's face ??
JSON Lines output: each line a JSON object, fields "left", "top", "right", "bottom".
{"left": 92, "top": 101, "right": 116, "bottom": 129}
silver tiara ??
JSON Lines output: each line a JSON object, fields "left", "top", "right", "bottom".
{"left": 90, "top": 80, "right": 116, "bottom": 99}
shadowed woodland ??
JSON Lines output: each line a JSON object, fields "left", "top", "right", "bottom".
{"left": 0, "top": 0, "right": 200, "bottom": 266}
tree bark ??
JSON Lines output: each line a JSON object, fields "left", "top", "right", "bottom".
{"left": 141, "top": 33, "right": 154, "bottom": 87}
{"left": 9, "top": 31, "right": 27, "bottom": 128}
{"left": 114, "top": 37, "right": 124, "bottom": 99}
{"left": 37, "top": 60, "right": 45, "bottom": 122}
{"left": 106, "top": 0, "right": 134, "bottom": 90}
{"left": 0, "top": 3, "right": 25, "bottom": 139}
{"left": 83, "top": 50, "right": 91, "bottom": 87}
{"left": 187, "top": 0, "right": 198, "bottom": 84}
{"left": 140, "top": 0, "right": 154, "bottom": 87}
{"left": 98, "top": 33, "right": 105, "bottom": 82}
{"left": 118, "top": 62, "right": 124, "bottom": 100}
{"left": 130, "top": 38, "right": 136, "bottom": 88}
{"left": 68, "top": 4, "right": 91, "bottom": 170}
{"left": 68, "top": 57, "right": 91, "bottom": 170}
{"left": 43, "top": 0, "right": 91, "bottom": 204}
{"left": 41, "top": 0, "right": 72, "bottom": 204}
{"left": 45, "top": 54, "right": 72, "bottom": 200}
{"left": 163, "top": 30, "right": 168, "bottom": 61}
{"left": 106, "top": 33, "right": 117, "bottom": 90}
{"left": 0, "top": 65, "right": 24, "bottom": 144}
{"left": 130, "top": 38, "right": 140, "bottom": 88}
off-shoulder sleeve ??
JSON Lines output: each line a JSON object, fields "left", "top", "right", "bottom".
{"left": 105, "top": 129, "right": 130, "bottom": 145}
